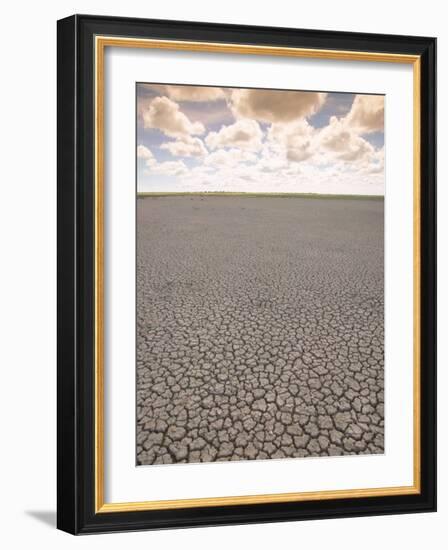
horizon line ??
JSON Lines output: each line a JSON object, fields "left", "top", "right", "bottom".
{"left": 137, "top": 191, "right": 384, "bottom": 199}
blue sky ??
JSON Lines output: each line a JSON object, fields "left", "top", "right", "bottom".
{"left": 137, "top": 84, "right": 385, "bottom": 195}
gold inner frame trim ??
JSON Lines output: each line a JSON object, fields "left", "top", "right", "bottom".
{"left": 94, "top": 35, "right": 421, "bottom": 514}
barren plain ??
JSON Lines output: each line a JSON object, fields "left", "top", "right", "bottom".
{"left": 136, "top": 195, "right": 384, "bottom": 465}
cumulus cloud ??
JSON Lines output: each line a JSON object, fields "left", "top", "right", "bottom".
{"left": 160, "top": 136, "right": 207, "bottom": 157}
{"left": 137, "top": 86, "right": 384, "bottom": 195}
{"left": 142, "top": 96, "right": 205, "bottom": 138}
{"left": 268, "top": 119, "right": 316, "bottom": 163}
{"left": 230, "top": 89, "right": 327, "bottom": 123}
{"left": 205, "top": 119, "right": 263, "bottom": 151}
{"left": 137, "top": 144, "right": 188, "bottom": 176}
{"left": 137, "top": 144, "right": 156, "bottom": 165}
{"left": 263, "top": 97, "right": 381, "bottom": 167}
{"left": 344, "top": 94, "right": 384, "bottom": 134}
{"left": 163, "top": 85, "right": 226, "bottom": 102}
{"left": 318, "top": 116, "right": 375, "bottom": 163}
{"left": 367, "top": 147, "right": 385, "bottom": 173}
{"left": 151, "top": 160, "right": 188, "bottom": 176}
{"left": 286, "top": 144, "right": 314, "bottom": 162}
{"left": 203, "top": 148, "right": 257, "bottom": 167}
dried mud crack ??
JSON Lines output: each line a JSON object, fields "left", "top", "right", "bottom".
{"left": 136, "top": 196, "right": 384, "bottom": 465}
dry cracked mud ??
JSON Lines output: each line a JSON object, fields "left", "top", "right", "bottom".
{"left": 136, "top": 196, "right": 384, "bottom": 465}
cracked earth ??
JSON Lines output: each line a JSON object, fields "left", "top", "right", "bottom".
{"left": 136, "top": 196, "right": 384, "bottom": 465}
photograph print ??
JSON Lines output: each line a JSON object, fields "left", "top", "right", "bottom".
{"left": 136, "top": 83, "right": 385, "bottom": 466}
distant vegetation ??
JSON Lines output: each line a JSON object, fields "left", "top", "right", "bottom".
{"left": 137, "top": 191, "right": 384, "bottom": 200}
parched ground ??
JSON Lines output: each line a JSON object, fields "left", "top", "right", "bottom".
{"left": 136, "top": 195, "right": 384, "bottom": 465}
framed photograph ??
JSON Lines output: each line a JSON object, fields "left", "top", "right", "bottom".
{"left": 57, "top": 14, "right": 436, "bottom": 534}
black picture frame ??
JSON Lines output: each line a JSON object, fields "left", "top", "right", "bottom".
{"left": 57, "top": 14, "right": 436, "bottom": 534}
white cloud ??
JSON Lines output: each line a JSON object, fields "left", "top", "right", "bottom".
{"left": 137, "top": 144, "right": 156, "bottom": 165}
{"left": 344, "top": 94, "right": 384, "bottom": 134}
{"left": 257, "top": 148, "right": 288, "bottom": 173}
{"left": 366, "top": 147, "right": 385, "bottom": 173}
{"left": 137, "top": 144, "right": 188, "bottom": 176}
{"left": 203, "top": 148, "right": 257, "bottom": 167}
{"left": 142, "top": 96, "right": 205, "bottom": 138}
{"left": 205, "top": 119, "right": 263, "bottom": 151}
{"left": 145, "top": 84, "right": 226, "bottom": 102}
{"left": 230, "top": 89, "right": 327, "bottom": 123}
{"left": 150, "top": 160, "right": 187, "bottom": 176}
{"left": 137, "top": 89, "right": 384, "bottom": 195}
{"left": 318, "top": 116, "right": 375, "bottom": 163}
{"left": 164, "top": 85, "right": 225, "bottom": 102}
{"left": 268, "top": 119, "right": 316, "bottom": 163}
{"left": 160, "top": 136, "right": 207, "bottom": 157}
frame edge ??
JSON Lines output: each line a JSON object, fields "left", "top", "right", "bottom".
{"left": 57, "top": 14, "right": 80, "bottom": 535}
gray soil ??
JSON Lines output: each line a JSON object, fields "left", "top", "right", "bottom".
{"left": 136, "top": 196, "right": 384, "bottom": 465}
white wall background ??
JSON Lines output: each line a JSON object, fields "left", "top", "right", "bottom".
{"left": 0, "top": 1, "right": 444, "bottom": 547}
